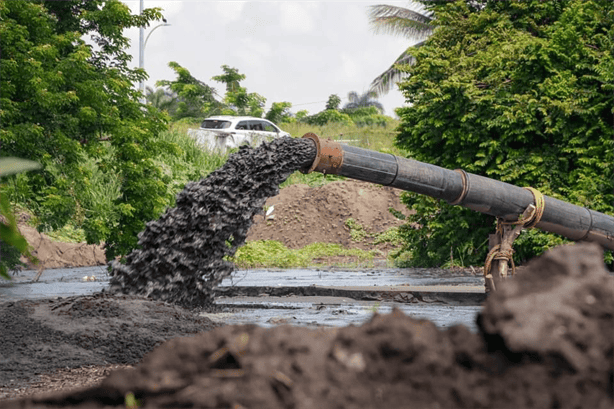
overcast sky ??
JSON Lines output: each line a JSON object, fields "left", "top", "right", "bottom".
{"left": 121, "top": 1, "right": 417, "bottom": 118}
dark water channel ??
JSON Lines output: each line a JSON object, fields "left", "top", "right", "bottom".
{"left": 1, "top": 266, "right": 484, "bottom": 332}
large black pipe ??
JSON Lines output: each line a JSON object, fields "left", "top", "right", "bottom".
{"left": 302, "top": 133, "right": 614, "bottom": 251}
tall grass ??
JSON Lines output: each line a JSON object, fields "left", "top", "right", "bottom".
{"left": 282, "top": 121, "right": 404, "bottom": 155}
{"left": 157, "top": 127, "right": 229, "bottom": 180}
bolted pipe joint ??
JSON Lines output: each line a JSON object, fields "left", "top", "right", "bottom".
{"left": 301, "top": 133, "right": 344, "bottom": 174}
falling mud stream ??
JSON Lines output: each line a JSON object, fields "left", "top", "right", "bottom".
{"left": 109, "top": 137, "right": 316, "bottom": 308}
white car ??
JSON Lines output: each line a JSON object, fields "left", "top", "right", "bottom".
{"left": 188, "top": 116, "right": 290, "bottom": 152}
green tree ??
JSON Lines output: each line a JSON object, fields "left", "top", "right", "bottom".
{"left": 368, "top": 2, "right": 433, "bottom": 96}
{"left": 394, "top": 0, "right": 614, "bottom": 267}
{"left": 247, "top": 93, "right": 267, "bottom": 118}
{"left": 342, "top": 106, "right": 393, "bottom": 128}
{"left": 211, "top": 64, "right": 245, "bottom": 94}
{"left": 302, "top": 110, "right": 353, "bottom": 127}
{"left": 157, "top": 61, "right": 221, "bottom": 120}
{"left": 325, "top": 94, "right": 341, "bottom": 111}
{"left": 146, "top": 86, "right": 178, "bottom": 115}
{"left": 211, "top": 65, "right": 266, "bottom": 117}
{"left": 0, "top": 158, "right": 41, "bottom": 279}
{"left": 0, "top": 0, "right": 173, "bottom": 259}
{"left": 266, "top": 102, "right": 293, "bottom": 124}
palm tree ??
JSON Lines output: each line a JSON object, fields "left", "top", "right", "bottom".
{"left": 368, "top": 2, "right": 433, "bottom": 97}
{"left": 145, "top": 86, "right": 179, "bottom": 114}
{"left": 343, "top": 91, "right": 384, "bottom": 113}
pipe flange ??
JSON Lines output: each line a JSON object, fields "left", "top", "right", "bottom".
{"left": 449, "top": 169, "right": 469, "bottom": 205}
{"left": 301, "top": 133, "right": 321, "bottom": 174}
{"left": 301, "top": 133, "right": 343, "bottom": 175}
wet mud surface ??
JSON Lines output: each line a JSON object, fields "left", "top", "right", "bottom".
{"left": 1, "top": 266, "right": 485, "bottom": 330}
{"left": 109, "top": 137, "right": 316, "bottom": 309}
{"left": 213, "top": 296, "right": 483, "bottom": 332}
{"left": 6, "top": 243, "right": 613, "bottom": 408}
{"left": 0, "top": 293, "right": 219, "bottom": 389}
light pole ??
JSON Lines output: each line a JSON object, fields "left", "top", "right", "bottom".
{"left": 138, "top": 0, "right": 170, "bottom": 102}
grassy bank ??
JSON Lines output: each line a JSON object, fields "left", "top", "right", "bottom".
{"left": 231, "top": 240, "right": 386, "bottom": 269}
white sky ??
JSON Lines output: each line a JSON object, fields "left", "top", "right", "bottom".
{"left": 121, "top": 1, "right": 417, "bottom": 118}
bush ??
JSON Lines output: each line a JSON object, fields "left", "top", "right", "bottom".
{"left": 394, "top": 0, "right": 613, "bottom": 267}
{"left": 301, "top": 110, "right": 353, "bottom": 126}
{"left": 343, "top": 107, "right": 394, "bottom": 127}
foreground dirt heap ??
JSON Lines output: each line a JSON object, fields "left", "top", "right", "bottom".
{"left": 11, "top": 243, "right": 613, "bottom": 408}
{"left": 109, "top": 137, "right": 316, "bottom": 308}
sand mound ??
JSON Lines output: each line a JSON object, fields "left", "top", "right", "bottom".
{"left": 8, "top": 242, "right": 613, "bottom": 408}
{"left": 247, "top": 179, "right": 412, "bottom": 250}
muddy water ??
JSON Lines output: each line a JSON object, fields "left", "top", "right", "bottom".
{"left": 2, "top": 266, "right": 483, "bottom": 332}
{"left": 222, "top": 267, "right": 484, "bottom": 287}
{"left": 211, "top": 298, "right": 481, "bottom": 332}
{"left": 0, "top": 266, "right": 109, "bottom": 299}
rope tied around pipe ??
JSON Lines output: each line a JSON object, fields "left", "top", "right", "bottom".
{"left": 484, "top": 187, "right": 546, "bottom": 292}
{"left": 500, "top": 187, "right": 546, "bottom": 229}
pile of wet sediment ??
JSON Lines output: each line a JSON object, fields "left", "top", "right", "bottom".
{"left": 9, "top": 243, "right": 613, "bottom": 409}
{"left": 109, "top": 137, "right": 316, "bottom": 309}
{"left": 0, "top": 293, "right": 219, "bottom": 389}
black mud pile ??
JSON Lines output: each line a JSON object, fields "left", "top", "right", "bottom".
{"left": 109, "top": 137, "right": 316, "bottom": 309}
{"left": 0, "top": 293, "right": 218, "bottom": 388}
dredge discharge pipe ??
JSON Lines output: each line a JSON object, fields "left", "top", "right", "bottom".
{"left": 301, "top": 133, "right": 614, "bottom": 251}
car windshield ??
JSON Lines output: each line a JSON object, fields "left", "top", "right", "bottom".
{"left": 201, "top": 120, "right": 231, "bottom": 129}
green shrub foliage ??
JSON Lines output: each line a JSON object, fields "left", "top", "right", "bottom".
{"left": 342, "top": 106, "right": 393, "bottom": 128}
{"left": 0, "top": 0, "right": 172, "bottom": 259}
{"left": 302, "top": 109, "right": 354, "bottom": 127}
{"left": 395, "top": 0, "right": 613, "bottom": 267}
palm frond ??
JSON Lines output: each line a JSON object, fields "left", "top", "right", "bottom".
{"left": 368, "top": 3, "right": 433, "bottom": 40}
{"left": 369, "top": 44, "right": 421, "bottom": 97}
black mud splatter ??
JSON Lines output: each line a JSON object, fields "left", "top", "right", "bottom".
{"left": 109, "top": 137, "right": 316, "bottom": 309}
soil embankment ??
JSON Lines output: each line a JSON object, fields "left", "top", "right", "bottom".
{"left": 247, "top": 179, "right": 412, "bottom": 250}
{"left": 18, "top": 225, "right": 106, "bottom": 270}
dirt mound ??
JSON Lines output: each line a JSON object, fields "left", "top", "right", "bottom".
{"left": 478, "top": 242, "right": 614, "bottom": 399}
{"left": 247, "top": 179, "right": 411, "bottom": 250}
{"left": 18, "top": 225, "right": 106, "bottom": 270}
{"left": 0, "top": 293, "right": 219, "bottom": 391}
{"left": 8, "top": 243, "right": 613, "bottom": 408}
